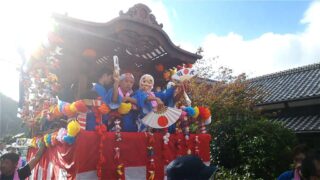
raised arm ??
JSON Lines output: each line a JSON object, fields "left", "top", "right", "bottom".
{"left": 28, "top": 143, "right": 46, "bottom": 170}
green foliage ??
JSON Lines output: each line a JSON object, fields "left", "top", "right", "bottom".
{"left": 215, "top": 167, "right": 259, "bottom": 180}
{"left": 210, "top": 106, "right": 297, "bottom": 179}
{"left": 236, "top": 119, "right": 296, "bottom": 179}
{"left": 191, "top": 60, "right": 297, "bottom": 179}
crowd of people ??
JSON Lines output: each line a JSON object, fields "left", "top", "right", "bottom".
{"left": 278, "top": 144, "right": 320, "bottom": 180}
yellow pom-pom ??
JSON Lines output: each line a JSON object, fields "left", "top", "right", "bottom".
{"left": 43, "top": 134, "right": 49, "bottom": 147}
{"left": 193, "top": 106, "right": 200, "bottom": 118}
{"left": 69, "top": 103, "right": 78, "bottom": 113}
{"left": 67, "top": 120, "right": 81, "bottom": 136}
{"left": 118, "top": 103, "right": 132, "bottom": 115}
{"left": 49, "top": 105, "right": 55, "bottom": 113}
{"left": 30, "top": 137, "right": 37, "bottom": 148}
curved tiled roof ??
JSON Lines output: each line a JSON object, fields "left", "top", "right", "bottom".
{"left": 272, "top": 114, "right": 320, "bottom": 133}
{"left": 248, "top": 63, "right": 320, "bottom": 104}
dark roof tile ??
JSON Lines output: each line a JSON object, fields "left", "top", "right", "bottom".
{"left": 249, "top": 63, "right": 320, "bottom": 104}
{"left": 274, "top": 114, "right": 320, "bottom": 133}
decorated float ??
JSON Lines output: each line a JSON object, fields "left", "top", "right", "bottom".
{"left": 20, "top": 4, "right": 212, "bottom": 179}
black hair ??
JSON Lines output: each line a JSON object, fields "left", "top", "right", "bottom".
{"left": 79, "top": 90, "right": 99, "bottom": 99}
{"left": 96, "top": 67, "right": 113, "bottom": 80}
{"left": 293, "top": 144, "right": 309, "bottom": 157}
{"left": 0, "top": 152, "right": 19, "bottom": 164}
{"left": 301, "top": 150, "right": 320, "bottom": 180}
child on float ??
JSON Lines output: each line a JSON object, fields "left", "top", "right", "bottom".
{"left": 105, "top": 73, "right": 138, "bottom": 132}
{"left": 132, "top": 74, "right": 175, "bottom": 132}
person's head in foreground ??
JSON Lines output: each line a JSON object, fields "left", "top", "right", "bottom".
{"left": 301, "top": 150, "right": 320, "bottom": 180}
{"left": 0, "top": 152, "right": 19, "bottom": 176}
{"left": 97, "top": 67, "right": 113, "bottom": 87}
{"left": 166, "top": 155, "right": 218, "bottom": 180}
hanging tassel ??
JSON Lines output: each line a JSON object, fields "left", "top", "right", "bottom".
{"left": 116, "top": 164, "right": 124, "bottom": 177}
{"left": 148, "top": 170, "right": 155, "bottom": 180}
{"left": 114, "top": 147, "right": 120, "bottom": 160}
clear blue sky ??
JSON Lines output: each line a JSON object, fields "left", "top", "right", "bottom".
{"left": 164, "top": 0, "right": 311, "bottom": 44}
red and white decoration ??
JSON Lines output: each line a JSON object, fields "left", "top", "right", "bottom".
{"left": 27, "top": 131, "right": 211, "bottom": 180}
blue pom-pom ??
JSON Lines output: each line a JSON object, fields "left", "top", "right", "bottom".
{"left": 63, "top": 135, "right": 75, "bottom": 145}
{"left": 184, "top": 106, "right": 195, "bottom": 117}
{"left": 46, "top": 134, "right": 52, "bottom": 146}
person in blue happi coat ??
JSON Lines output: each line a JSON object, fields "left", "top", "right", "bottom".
{"left": 105, "top": 73, "right": 138, "bottom": 132}
{"left": 132, "top": 74, "right": 175, "bottom": 132}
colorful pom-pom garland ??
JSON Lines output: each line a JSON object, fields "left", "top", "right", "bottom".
{"left": 29, "top": 120, "right": 82, "bottom": 148}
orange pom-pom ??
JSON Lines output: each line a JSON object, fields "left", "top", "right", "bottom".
{"left": 52, "top": 106, "right": 63, "bottom": 118}
{"left": 98, "top": 103, "right": 110, "bottom": 114}
{"left": 198, "top": 106, "right": 211, "bottom": 120}
{"left": 74, "top": 100, "right": 87, "bottom": 113}
{"left": 64, "top": 104, "right": 76, "bottom": 117}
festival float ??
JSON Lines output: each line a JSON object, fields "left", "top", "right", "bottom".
{"left": 20, "top": 4, "right": 212, "bottom": 179}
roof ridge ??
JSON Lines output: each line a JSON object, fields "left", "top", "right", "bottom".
{"left": 249, "top": 62, "right": 320, "bottom": 82}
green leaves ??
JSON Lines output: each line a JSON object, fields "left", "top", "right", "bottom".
{"left": 211, "top": 117, "right": 297, "bottom": 179}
